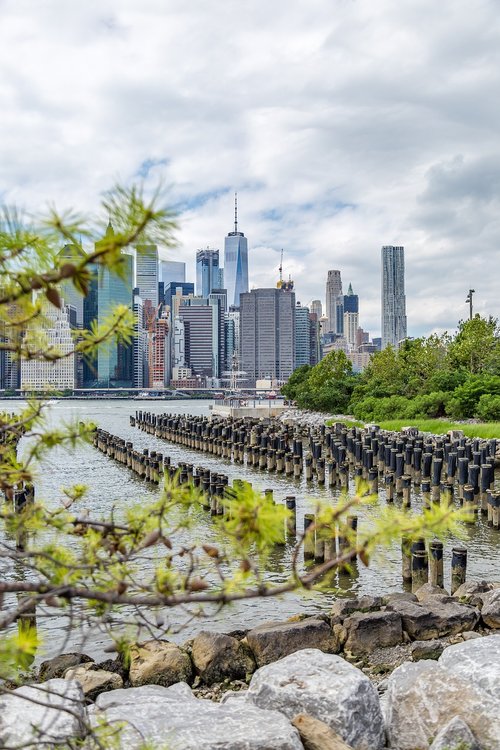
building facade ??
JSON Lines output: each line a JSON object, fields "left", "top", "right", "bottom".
{"left": 21, "top": 299, "right": 75, "bottom": 391}
{"left": 325, "top": 269, "right": 343, "bottom": 334}
{"left": 135, "top": 244, "right": 159, "bottom": 309}
{"left": 294, "top": 303, "right": 311, "bottom": 368}
{"left": 178, "top": 298, "right": 224, "bottom": 379}
{"left": 240, "top": 287, "right": 295, "bottom": 385}
{"left": 224, "top": 194, "right": 248, "bottom": 307}
{"left": 160, "top": 260, "right": 186, "bottom": 286}
{"left": 310, "top": 300, "right": 322, "bottom": 319}
{"left": 381, "top": 245, "right": 407, "bottom": 349}
{"left": 196, "top": 248, "right": 223, "bottom": 297}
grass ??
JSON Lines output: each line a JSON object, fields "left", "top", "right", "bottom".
{"left": 327, "top": 417, "right": 500, "bottom": 438}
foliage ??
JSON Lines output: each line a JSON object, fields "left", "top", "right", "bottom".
{"left": 282, "top": 351, "right": 355, "bottom": 413}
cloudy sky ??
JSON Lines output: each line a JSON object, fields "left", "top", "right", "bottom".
{"left": 1, "top": 0, "right": 499, "bottom": 338}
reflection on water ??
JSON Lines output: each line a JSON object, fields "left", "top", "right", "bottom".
{"left": 1, "top": 399, "right": 499, "bottom": 660}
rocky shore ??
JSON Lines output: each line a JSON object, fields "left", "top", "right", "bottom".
{"left": 2, "top": 580, "right": 500, "bottom": 748}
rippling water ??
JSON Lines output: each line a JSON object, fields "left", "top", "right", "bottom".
{"left": 2, "top": 398, "right": 499, "bottom": 660}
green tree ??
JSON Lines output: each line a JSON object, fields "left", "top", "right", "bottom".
{"left": 447, "top": 316, "right": 500, "bottom": 375}
{"left": 281, "top": 364, "right": 312, "bottom": 401}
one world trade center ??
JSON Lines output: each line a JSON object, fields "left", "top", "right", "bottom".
{"left": 224, "top": 193, "right": 248, "bottom": 307}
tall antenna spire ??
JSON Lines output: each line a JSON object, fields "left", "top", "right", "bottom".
{"left": 234, "top": 192, "right": 238, "bottom": 233}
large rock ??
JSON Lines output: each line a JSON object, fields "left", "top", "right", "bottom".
{"left": 128, "top": 639, "right": 193, "bottom": 687}
{"left": 247, "top": 648, "right": 384, "bottom": 750}
{"left": 386, "top": 597, "right": 479, "bottom": 640}
{"left": 291, "top": 713, "right": 354, "bottom": 750}
{"left": 343, "top": 610, "right": 403, "bottom": 655}
{"left": 65, "top": 662, "right": 123, "bottom": 700}
{"left": 429, "top": 716, "right": 481, "bottom": 750}
{"left": 384, "top": 660, "right": 500, "bottom": 749}
{"left": 38, "top": 652, "right": 93, "bottom": 681}
{"left": 480, "top": 588, "right": 500, "bottom": 628}
{"left": 331, "top": 596, "right": 384, "bottom": 624}
{"left": 92, "top": 683, "right": 302, "bottom": 749}
{"left": 438, "top": 633, "right": 500, "bottom": 700}
{"left": 246, "top": 618, "right": 339, "bottom": 667}
{"left": 410, "top": 639, "right": 445, "bottom": 661}
{"left": 453, "top": 579, "right": 494, "bottom": 606}
{"left": 0, "top": 679, "right": 86, "bottom": 747}
{"left": 414, "top": 583, "right": 450, "bottom": 602}
{"left": 191, "top": 631, "right": 255, "bottom": 684}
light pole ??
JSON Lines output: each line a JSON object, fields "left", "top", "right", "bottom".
{"left": 465, "top": 289, "right": 475, "bottom": 321}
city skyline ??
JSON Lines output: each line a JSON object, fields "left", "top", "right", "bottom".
{"left": 1, "top": 2, "right": 499, "bottom": 338}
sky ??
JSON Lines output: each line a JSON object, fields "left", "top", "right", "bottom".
{"left": 1, "top": 0, "right": 499, "bottom": 339}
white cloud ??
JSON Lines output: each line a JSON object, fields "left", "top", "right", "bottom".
{"left": 1, "top": 0, "right": 499, "bottom": 337}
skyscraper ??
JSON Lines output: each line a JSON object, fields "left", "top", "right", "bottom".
{"left": 310, "top": 300, "right": 322, "bottom": 319}
{"left": 343, "top": 283, "right": 359, "bottom": 314}
{"left": 20, "top": 297, "right": 75, "bottom": 391}
{"left": 160, "top": 260, "right": 186, "bottom": 286}
{"left": 196, "top": 248, "right": 223, "bottom": 297}
{"left": 294, "top": 303, "right": 311, "bottom": 368}
{"left": 240, "top": 287, "right": 295, "bottom": 385}
{"left": 96, "top": 224, "right": 134, "bottom": 387}
{"left": 224, "top": 193, "right": 248, "bottom": 307}
{"left": 325, "top": 270, "right": 343, "bottom": 334}
{"left": 381, "top": 245, "right": 407, "bottom": 349}
{"left": 135, "top": 244, "right": 159, "bottom": 309}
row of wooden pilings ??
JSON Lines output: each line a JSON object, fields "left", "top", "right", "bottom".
{"left": 94, "top": 425, "right": 476, "bottom": 593}
{"left": 130, "top": 411, "right": 500, "bottom": 528}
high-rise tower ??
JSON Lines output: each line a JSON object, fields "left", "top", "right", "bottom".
{"left": 196, "top": 248, "right": 223, "bottom": 297}
{"left": 381, "top": 245, "right": 407, "bottom": 349}
{"left": 135, "top": 244, "right": 159, "bottom": 309}
{"left": 224, "top": 193, "right": 248, "bottom": 308}
{"left": 325, "top": 270, "right": 343, "bottom": 334}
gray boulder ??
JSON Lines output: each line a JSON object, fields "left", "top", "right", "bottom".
{"left": 480, "top": 588, "right": 500, "bottom": 628}
{"left": 0, "top": 679, "right": 86, "bottom": 747}
{"left": 343, "top": 610, "right": 403, "bottom": 655}
{"left": 384, "top": 660, "right": 500, "bottom": 749}
{"left": 438, "top": 633, "right": 500, "bottom": 700}
{"left": 247, "top": 648, "right": 384, "bottom": 750}
{"left": 411, "top": 639, "right": 445, "bottom": 661}
{"left": 191, "top": 630, "right": 255, "bottom": 684}
{"left": 386, "top": 597, "right": 479, "bottom": 640}
{"left": 38, "top": 652, "right": 93, "bottom": 681}
{"left": 331, "top": 595, "right": 384, "bottom": 624}
{"left": 429, "top": 716, "right": 481, "bottom": 750}
{"left": 92, "top": 683, "right": 302, "bottom": 749}
{"left": 64, "top": 662, "right": 123, "bottom": 701}
{"left": 128, "top": 639, "right": 193, "bottom": 686}
{"left": 246, "top": 618, "right": 339, "bottom": 667}
{"left": 414, "top": 583, "right": 450, "bottom": 602}
{"left": 453, "top": 579, "right": 494, "bottom": 606}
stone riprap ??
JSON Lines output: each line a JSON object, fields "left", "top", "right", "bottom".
{"left": 246, "top": 649, "right": 385, "bottom": 750}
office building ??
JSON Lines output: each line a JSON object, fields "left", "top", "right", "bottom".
{"left": 135, "top": 244, "right": 159, "bottom": 309}
{"left": 132, "top": 289, "right": 146, "bottom": 388}
{"left": 343, "top": 283, "right": 359, "bottom": 314}
{"left": 96, "top": 224, "right": 134, "bottom": 387}
{"left": 151, "top": 314, "right": 169, "bottom": 388}
{"left": 309, "top": 311, "right": 321, "bottom": 366}
{"left": 82, "top": 266, "right": 99, "bottom": 385}
{"left": 164, "top": 282, "right": 195, "bottom": 310}
{"left": 344, "top": 311, "right": 359, "bottom": 348}
{"left": 178, "top": 298, "right": 224, "bottom": 379}
{"left": 21, "top": 298, "right": 75, "bottom": 391}
{"left": 196, "top": 248, "right": 223, "bottom": 297}
{"left": 240, "top": 287, "right": 295, "bottom": 385}
{"left": 310, "top": 300, "right": 322, "bottom": 319}
{"left": 295, "top": 303, "right": 311, "bottom": 368}
{"left": 160, "top": 260, "right": 186, "bottom": 286}
{"left": 325, "top": 270, "right": 343, "bottom": 334}
{"left": 381, "top": 245, "right": 407, "bottom": 349}
{"left": 224, "top": 194, "right": 248, "bottom": 307}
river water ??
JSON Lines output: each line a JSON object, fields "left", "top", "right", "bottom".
{"left": 2, "top": 398, "right": 499, "bottom": 660}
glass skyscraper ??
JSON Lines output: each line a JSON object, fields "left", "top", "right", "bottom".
{"left": 224, "top": 194, "right": 248, "bottom": 308}
{"left": 381, "top": 245, "right": 407, "bottom": 349}
{"left": 196, "top": 248, "right": 223, "bottom": 297}
{"left": 95, "top": 224, "right": 134, "bottom": 386}
{"left": 135, "top": 244, "right": 159, "bottom": 309}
